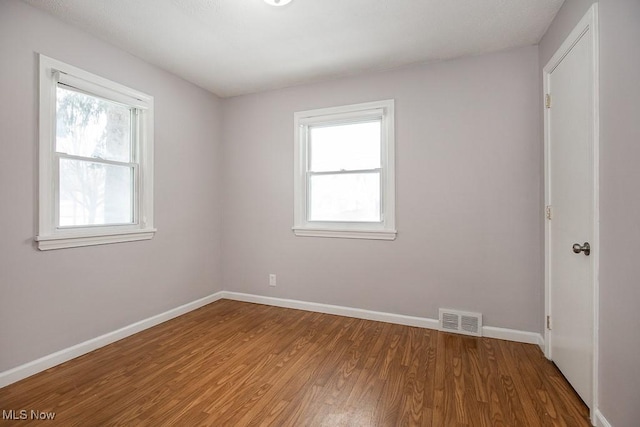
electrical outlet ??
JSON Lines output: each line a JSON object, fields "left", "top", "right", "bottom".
{"left": 269, "top": 274, "right": 277, "bottom": 287}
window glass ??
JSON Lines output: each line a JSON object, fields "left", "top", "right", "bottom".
{"left": 309, "top": 172, "right": 381, "bottom": 222}
{"left": 309, "top": 121, "right": 380, "bottom": 172}
{"left": 58, "top": 158, "right": 134, "bottom": 227}
{"left": 56, "top": 86, "right": 132, "bottom": 163}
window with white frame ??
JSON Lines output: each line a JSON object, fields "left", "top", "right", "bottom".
{"left": 37, "top": 55, "right": 155, "bottom": 250}
{"left": 293, "top": 99, "right": 396, "bottom": 240}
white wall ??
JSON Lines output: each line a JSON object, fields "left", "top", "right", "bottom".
{"left": 540, "top": 1, "right": 640, "bottom": 425}
{"left": 221, "top": 46, "right": 543, "bottom": 333}
{"left": 598, "top": 1, "right": 640, "bottom": 425}
{"left": 0, "top": 1, "right": 223, "bottom": 372}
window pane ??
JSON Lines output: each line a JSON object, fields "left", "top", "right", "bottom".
{"left": 309, "top": 121, "right": 381, "bottom": 172}
{"left": 56, "top": 86, "right": 132, "bottom": 162}
{"left": 309, "top": 172, "right": 381, "bottom": 222}
{"left": 59, "top": 158, "right": 134, "bottom": 227}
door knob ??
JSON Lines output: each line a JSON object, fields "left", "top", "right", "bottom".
{"left": 572, "top": 242, "right": 590, "bottom": 256}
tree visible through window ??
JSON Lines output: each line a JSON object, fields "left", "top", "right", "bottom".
{"left": 56, "top": 87, "right": 134, "bottom": 227}
{"left": 37, "top": 54, "right": 155, "bottom": 250}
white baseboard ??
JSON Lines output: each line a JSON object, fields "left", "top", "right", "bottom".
{"left": 0, "top": 290, "right": 545, "bottom": 390}
{"left": 0, "top": 291, "right": 225, "bottom": 388}
{"left": 221, "top": 291, "right": 440, "bottom": 329}
{"left": 594, "top": 409, "right": 612, "bottom": 427}
{"left": 221, "top": 292, "right": 544, "bottom": 346}
{"left": 483, "top": 325, "right": 545, "bottom": 348}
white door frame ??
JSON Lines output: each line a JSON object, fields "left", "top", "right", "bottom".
{"left": 543, "top": 3, "right": 599, "bottom": 423}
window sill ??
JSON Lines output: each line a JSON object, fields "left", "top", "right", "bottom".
{"left": 292, "top": 227, "right": 396, "bottom": 241}
{"left": 36, "top": 228, "right": 156, "bottom": 250}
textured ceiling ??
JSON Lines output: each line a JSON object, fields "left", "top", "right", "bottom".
{"left": 23, "top": 0, "right": 564, "bottom": 97}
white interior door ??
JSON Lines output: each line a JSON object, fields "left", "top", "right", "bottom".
{"left": 544, "top": 6, "right": 598, "bottom": 413}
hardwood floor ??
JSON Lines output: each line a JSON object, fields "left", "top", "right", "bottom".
{"left": 0, "top": 300, "right": 590, "bottom": 426}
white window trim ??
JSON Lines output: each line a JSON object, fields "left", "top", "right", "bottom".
{"left": 36, "top": 54, "right": 155, "bottom": 250}
{"left": 293, "top": 99, "right": 396, "bottom": 240}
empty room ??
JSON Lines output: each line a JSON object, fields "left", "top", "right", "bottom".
{"left": 0, "top": 0, "right": 638, "bottom": 425}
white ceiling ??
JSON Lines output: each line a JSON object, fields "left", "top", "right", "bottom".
{"left": 23, "top": 0, "right": 564, "bottom": 98}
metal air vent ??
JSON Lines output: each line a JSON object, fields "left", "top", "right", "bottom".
{"left": 438, "top": 309, "right": 482, "bottom": 337}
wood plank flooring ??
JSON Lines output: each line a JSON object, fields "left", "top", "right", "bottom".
{"left": 0, "top": 300, "right": 590, "bottom": 426}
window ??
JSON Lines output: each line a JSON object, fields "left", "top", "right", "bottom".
{"left": 293, "top": 100, "right": 396, "bottom": 240}
{"left": 37, "top": 55, "right": 155, "bottom": 250}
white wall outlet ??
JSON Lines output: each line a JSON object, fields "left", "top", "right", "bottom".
{"left": 269, "top": 274, "right": 277, "bottom": 287}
